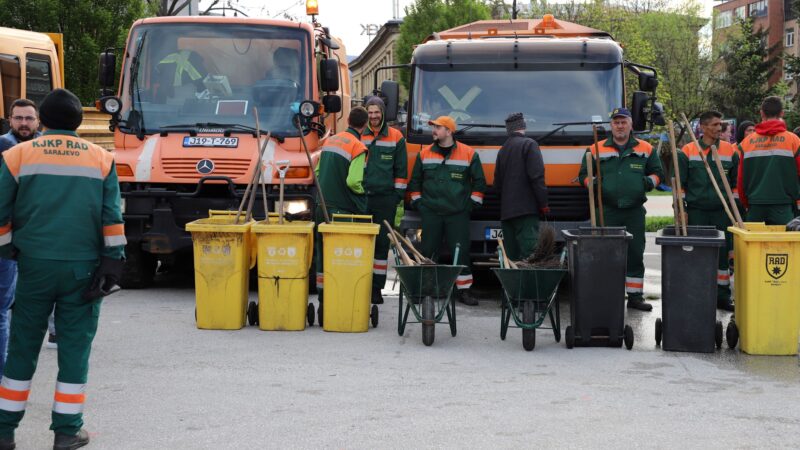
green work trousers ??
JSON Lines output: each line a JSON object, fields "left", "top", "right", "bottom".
{"left": 746, "top": 204, "right": 795, "bottom": 225}
{"left": 687, "top": 207, "right": 732, "bottom": 302}
{"left": 602, "top": 206, "right": 645, "bottom": 300}
{"left": 420, "top": 208, "right": 472, "bottom": 289}
{"left": 0, "top": 257, "right": 100, "bottom": 438}
{"left": 500, "top": 214, "right": 540, "bottom": 261}
{"left": 367, "top": 194, "right": 398, "bottom": 291}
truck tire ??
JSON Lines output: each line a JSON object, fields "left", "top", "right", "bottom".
{"left": 121, "top": 245, "right": 157, "bottom": 289}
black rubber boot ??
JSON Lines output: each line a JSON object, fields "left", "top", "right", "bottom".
{"left": 456, "top": 289, "right": 479, "bottom": 306}
{"left": 53, "top": 429, "right": 89, "bottom": 450}
{"left": 0, "top": 436, "right": 15, "bottom": 450}
{"left": 371, "top": 288, "right": 384, "bottom": 305}
{"left": 717, "top": 298, "right": 735, "bottom": 312}
{"left": 627, "top": 296, "right": 653, "bottom": 312}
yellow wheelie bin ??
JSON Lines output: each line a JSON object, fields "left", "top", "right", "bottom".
{"left": 727, "top": 223, "right": 800, "bottom": 355}
{"left": 318, "top": 214, "right": 380, "bottom": 332}
{"left": 186, "top": 215, "right": 255, "bottom": 330}
{"left": 251, "top": 216, "right": 315, "bottom": 330}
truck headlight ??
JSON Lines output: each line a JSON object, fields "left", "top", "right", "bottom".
{"left": 283, "top": 199, "right": 310, "bottom": 215}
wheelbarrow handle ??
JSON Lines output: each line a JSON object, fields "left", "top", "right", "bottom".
{"left": 452, "top": 243, "right": 461, "bottom": 266}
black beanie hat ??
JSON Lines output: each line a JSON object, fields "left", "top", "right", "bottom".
{"left": 39, "top": 88, "right": 83, "bottom": 131}
{"left": 505, "top": 112, "right": 525, "bottom": 135}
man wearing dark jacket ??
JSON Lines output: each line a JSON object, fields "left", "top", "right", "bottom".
{"left": 494, "top": 113, "right": 549, "bottom": 260}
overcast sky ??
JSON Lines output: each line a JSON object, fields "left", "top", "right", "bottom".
{"left": 199, "top": 0, "right": 715, "bottom": 56}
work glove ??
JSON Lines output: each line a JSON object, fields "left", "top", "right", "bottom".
{"left": 787, "top": 216, "right": 800, "bottom": 232}
{"left": 643, "top": 176, "right": 655, "bottom": 191}
{"left": 83, "top": 257, "right": 125, "bottom": 300}
{"left": 539, "top": 206, "right": 551, "bottom": 218}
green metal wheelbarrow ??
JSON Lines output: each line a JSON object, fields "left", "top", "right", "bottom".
{"left": 492, "top": 251, "right": 567, "bottom": 351}
{"left": 394, "top": 245, "right": 465, "bottom": 346}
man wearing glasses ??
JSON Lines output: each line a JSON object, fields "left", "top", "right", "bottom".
{"left": 0, "top": 99, "right": 41, "bottom": 153}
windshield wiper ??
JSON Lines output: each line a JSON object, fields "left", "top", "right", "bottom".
{"left": 124, "top": 31, "right": 147, "bottom": 140}
{"left": 535, "top": 121, "right": 609, "bottom": 144}
{"left": 454, "top": 123, "right": 506, "bottom": 135}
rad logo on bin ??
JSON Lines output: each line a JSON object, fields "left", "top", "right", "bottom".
{"left": 334, "top": 247, "right": 364, "bottom": 258}
{"left": 267, "top": 247, "right": 297, "bottom": 257}
{"left": 766, "top": 254, "right": 788, "bottom": 280}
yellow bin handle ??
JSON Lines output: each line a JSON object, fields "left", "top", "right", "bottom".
{"left": 331, "top": 214, "right": 373, "bottom": 223}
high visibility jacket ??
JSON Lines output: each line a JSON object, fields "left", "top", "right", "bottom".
{"left": 737, "top": 127, "right": 800, "bottom": 207}
{"left": 678, "top": 139, "right": 738, "bottom": 210}
{"left": 361, "top": 122, "right": 407, "bottom": 199}
{"left": 578, "top": 136, "right": 664, "bottom": 209}
{"left": 316, "top": 128, "right": 368, "bottom": 213}
{"left": 158, "top": 50, "right": 203, "bottom": 87}
{"left": 0, "top": 130, "right": 125, "bottom": 260}
{"left": 408, "top": 141, "right": 486, "bottom": 216}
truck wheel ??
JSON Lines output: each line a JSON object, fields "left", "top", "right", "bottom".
{"left": 121, "top": 245, "right": 157, "bottom": 289}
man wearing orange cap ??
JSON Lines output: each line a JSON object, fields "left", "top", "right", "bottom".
{"left": 408, "top": 116, "right": 486, "bottom": 305}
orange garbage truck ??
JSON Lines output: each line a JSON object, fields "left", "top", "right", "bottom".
{"left": 376, "top": 16, "right": 665, "bottom": 261}
{"left": 96, "top": 11, "right": 350, "bottom": 287}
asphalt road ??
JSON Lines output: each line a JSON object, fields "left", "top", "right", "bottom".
{"left": 9, "top": 237, "right": 800, "bottom": 449}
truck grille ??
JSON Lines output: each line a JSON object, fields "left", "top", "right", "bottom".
{"left": 472, "top": 186, "right": 589, "bottom": 221}
{"left": 161, "top": 158, "right": 251, "bottom": 180}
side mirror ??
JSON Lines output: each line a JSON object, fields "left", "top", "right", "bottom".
{"left": 651, "top": 102, "right": 666, "bottom": 126}
{"left": 380, "top": 80, "right": 399, "bottom": 122}
{"left": 98, "top": 50, "right": 116, "bottom": 88}
{"left": 322, "top": 94, "right": 342, "bottom": 113}
{"left": 631, "top": 91, "right": 649, "bottom": 132}
{"left": 638, "top": 72, "right": 658, "bottom": 92}
{"left": 319, "top": 59, "right": 339, "bottom": 92}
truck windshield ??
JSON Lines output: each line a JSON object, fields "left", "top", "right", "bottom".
{"left": 409, "top": 64, "right": 622, "bottom": 138}
{"left": 119, "top": 23, "right": 309, "bottom": 137}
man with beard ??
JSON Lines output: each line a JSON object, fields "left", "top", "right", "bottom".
{"left": 0, "top": 99, "right": 42, "bottom": 377}
{"left": 408, "top": 116, "right": 486, "bottom": 305}
{"left": 360, "top": 96, "right": 407, "bottom": 305}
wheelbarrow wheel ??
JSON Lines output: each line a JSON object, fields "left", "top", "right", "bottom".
{"left": 422, "top": 295, "right": 435, "bottom": 346}
{"left": 371, "top": 305, "right": 379, "bottom": 328}
{"left": 715, "top": 320, "right": 723, "bottom": 349}
{"left": 726, "top": 321, "right": 738, "bottom": 349}
{"left": 522, "top": 300, "right": 536, "bottom": 351}
{"left": 624, "top": 325, "right": 634, "bottom": 350}
{"left": 654, "top": 318, "right": 662, "bottom": 346}
{"left": 307, "top": 303, "right": 315, "bottom": 327}
{"left": 565, "top": 325, "right": 574, "bottom": 349}
{"left": 247, "top": 302, "right": 258, "bottom": 326}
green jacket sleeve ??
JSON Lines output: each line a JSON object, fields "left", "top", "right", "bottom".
{"left": 676, "top": 150, "right": 688, "bottom": 193}
{"left": 578, "top": 149, "right": 591, "bottom": 188}
{"left": 394, "top": 137, "right": 408, "bottom": 201}
{"left": 0, "top": 163, "right": 17, "bottom": 259}
{"left": 408, "top": 153, "right": 423, "bottom": 206}
{"left": 644, "top": 148, "right": 665, "bottom": 191}
{"left": 102, "top": 161, "right": 126, "bottom": 260}
{"left": 346, "top": 152, "right": 366, "bottom": 195}
{"left": 469, "top": 151, "right": 487, "bottom": 206}
{"left": 729, "top": 149, "right": 739, "bottom": 190}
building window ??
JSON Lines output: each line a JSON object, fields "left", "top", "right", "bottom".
{"left": 787, "top": 28, "right": 795, "bottom": 48}
{"left": 735, "top": 6, "right": 745, "bottom": 19}
{"left": 716, "top": 10, "right": 733, "bottom": 29}
{"left": 749, "top": 0, "right": 767, "bottom": 17}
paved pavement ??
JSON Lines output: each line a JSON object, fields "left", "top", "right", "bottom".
{"left": 9, "top": 242, "right": 799, "bottom": 449}
{"left": 644, "top": 194, "right": 674, "bottom": 217}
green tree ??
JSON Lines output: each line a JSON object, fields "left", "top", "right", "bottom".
{"left": 0, "top": 0, "right": 149, "bottom": 104}
{"left": 709, "top": 18, "right": 779, "bottom": 122}
{"left": 395, "top": 0, "right": 491, "bottom": 89}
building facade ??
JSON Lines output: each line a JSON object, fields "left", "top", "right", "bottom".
{"left": 349, "top": 20, "right": 402, "bottom": 104}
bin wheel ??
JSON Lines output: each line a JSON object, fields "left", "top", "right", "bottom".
{"left": 522, "top": 300, "right": 536, "bottom": 352}
{"left": 371, "top": 305, "right": 379, "bottom": 328}
{"left": 565, "top": 325, "right": 574, "bottom": 349}
{"left": 726, "top": 321, "right": 739, "bottom": 349}
{"left": 194, "top": 307, "right": 197, "bottom": 323}
{"left": 317, "top": 302, "right": 324, "bottom": 328}
{"left": 422, "top": 296, "right": 435, "bottom": 346}
{"left": 307, "top": 303, "right": 315, "bottom": 327}
{"left": 623, "top": 325, "right": 634, "bottom": 350}
{"left": 655, "top": 318, "right": 662, "bottom": 346}
{"left": 715, "top": 320, "right": 723, "bottom": 349}
{"left": 247, "top": 302, "right": 258, "bottom": 326}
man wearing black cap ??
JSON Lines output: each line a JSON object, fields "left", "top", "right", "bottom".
{"left": 578, "top": 108, "right": 664, "bottom": 311}
{"left": 0, "top": 88, "right": 126, "bottom": 450}
{"left": 494, "top": 112, "right": 549, "bottom": 260}
{"left": 361, "top": 96, "right": 407, "bottom": 305}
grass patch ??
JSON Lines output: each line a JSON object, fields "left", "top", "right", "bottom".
{"left": 647, "top": 190, "right": 673, "bottom": 197}
{"left": 646, "top": 216, "right": 674, "bottom": 232}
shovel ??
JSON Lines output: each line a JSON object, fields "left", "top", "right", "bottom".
{"left": 274, "top": 160, "right": 291, "bottom": 224}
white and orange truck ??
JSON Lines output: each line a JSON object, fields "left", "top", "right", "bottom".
{"left": 376, "top": 15, "right": 665, "bottom": 261}
{"left": 96, "top": 3, "right": 350, "bottom": 286}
